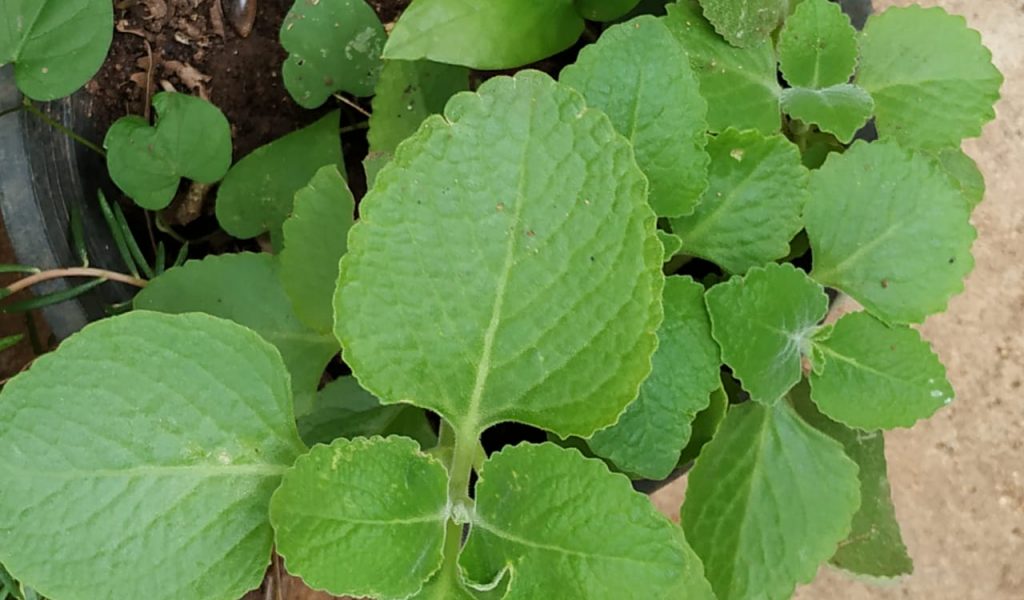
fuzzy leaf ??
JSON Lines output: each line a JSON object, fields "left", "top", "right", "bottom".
{"left": 463, "top": 443, "right": 714, "bottom": 599}
{"left": 696, "top": 0, "right": 785, "bottom": 47}
{"left": 855, "top": 6, "right": 1002, "bottom": 150}
{"left": 705, "top": 263, "right": 827, "bottom": 404}
{"left": 658, "top": 231, "right": 684, "bottom": 261}
{"left": 280, "top": 0, "right": 386, "bottom": 107}
{"left": 679, "top": 383, "right": 728, "bottom": 464}
{"left": 806, "top": 141, "right": 976, "bottom": 324}
{"left": 270, "top": 437, "right": 449, "bottom": 599}
{"left": 336, "top": 72, "right": 662, "bottom": 438}
{"left": 561, "top": 16, "right": 709, "bottom": 217}
{"left": 0, "top": 0, "right": 112, "bottom": 100}
{"left": 574, "top": 0, "right": 642, "bottom": 21}
{"left": 930, "top": 147, "right": 985, "bottom": 209}
{"left": 0, "top": 312, "right": 305, "bottom": 600}
{"left": 671, "top": 128, "right": 808, "bottom": 273}
{"left": 681, "top": 401, "right": 860, "bottom": 600}
{"left": 104, "top": 93, "right": 232, "bottom": 210}
{"left": 588, "top": 277, "right": 720, "bottom": 479}
{"left": 369, "top": 60, "right": 470, "bottom": 155}
{"left": 777, "top": 0, "right": 858, "bottom": 88}
{"left": 781, "top": 84, "right": 874, "bottom": 144}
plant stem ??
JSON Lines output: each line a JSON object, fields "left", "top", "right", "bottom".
{"left": 21, "top": 99, "right": 106, "bottom": 158}
{"left": 436, "top": 423, "right": 479, "bottom": 590}
{"left": 3, "top": 267, "right": 147, "bottom": 297}
{"left": 340, "top": 122, "right": 369, "bottom": 134}
{"left": 0, "top": 104, "right": 25, "bottom": 120}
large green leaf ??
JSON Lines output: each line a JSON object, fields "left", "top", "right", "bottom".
{"left": 104, "top": 93, "right": 232, "bottom": 210}
{"left": 806, "top": 141, "right": 976, "bottom": 324}
{"left": 280, "top": 0, "right": 386, "bottom": 107}
{"left": 462, "top": 443, "right": 714, "bottom": 599}
{"left": 216, "top": 112, "right": 343, "bottom": 241}
{"left": 588, "top": 276, "right": 720, "bottom": 479}
{"left": 574, "top": 0, "right": 642, "bottom": 21}
{"left": 681, "top": 401, "right": 860, "bottom": 600}
{"left": 664, "top": 1, "right": 781, "bottom": 134}
{"left": 561, "top": 16, "right": 709, "bottom": 217}
{"left": 809, "top": 311, "right": 953, "bottom": 430}
{"left": 705, "top": 263, "right": 827, "bottom": 405}
{"left": 0, "top": 0, "right": 112, "bottom": 100}
{"left": 777, "top": 0, "right": 858, "bottom": 88}
{"left": 336, "top": 71, "right": 662, "bottom": 438}
{"left": 0, "top": 312, "right": 305, "bottom": 600}
{"left": 696, "top": 0, "right": 786, "bottom": 47}
{"left": 855, "top": 5, "right": 1002, "bottom": 150}
{"left": 270, "top": 437, "right": 449, "bottom": 599}
{"left": 369, "top": 60, "right": 470, "bottom": 155}
{"left": 671, "top": 128, "right": 808, "bottom": 273}
{"left": 780, "top": 84, "right": 874, "bottom": 144}
{"left": 930, "top": 147, "right": 985, "bottom": 209}
{"left": 384, "top": 0, "right": 584, "bottom": 70}
{"left": 134, "top": 253, "right": 338, "bottom": 416}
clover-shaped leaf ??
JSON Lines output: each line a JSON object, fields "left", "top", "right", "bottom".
{"left": 777, "top": 0, "right": 858, "bottom": 89}
{"left": 781, "top": 84, "right": 874, "bottom": 144}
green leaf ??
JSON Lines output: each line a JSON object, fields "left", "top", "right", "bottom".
{"left": 681, "top": 401, "right": 860, "bottom": 600}
{"left": 781, "top": 84, "right": 874, "bottom": 144}
{"left": 695, "top": 0, "right": 786, "bottom": 47}
{"left": 561, "top": 16, "right": 709, "bottom": 217}
{"left": 679, "top": 382, "right": 728, "bottom": 464}
{"left": 216, "top": 112, "right": 343, "bottom": 240}
{"left": 574, "top": 0, "right": 642, "bottom": 21}
{"left": 279, "top": 165, "right": 355, "bottom": 334}
{"left": 134, "top": 253, "right": 338, "bottom": 416}
{"left": 670, "top": 128, "right": 808, "bottom": 273}
{"left": 705, "top": 263, "right": 828, "bottom": 404}
{"left": 855, "top": 5, "right": 1002, "bottom": 150}
{"left": 790, "top": 381, "right": 913, "bottom": 579}
{"left": 270, "top": 436, "right": 449, "bottom": 599}
{"left": 0, "top": 312, "right": 305, "bottom": 600}
{"left": 0, "top": 0, "right": 112, "bottom": 101}
{"left": 336, "top": 71, "right": 662, "bottom": 438}
{"left": 806, "top": 141, "right": 976, "bottom": 324}
{"left": 279, "top": 0, "right": 386, "bottom": 108}
{"left": 384, "top": 0, "right": 585, "bottom": 70}
{"left": 363, "top": 151, "right": 390, "bottom": 191}
{"left": 463, "top": 443, "right": 715, "bottom": 599}
{"left": 104, "top": 92, "right": 232, "bottom": 210}
{"left": 664, "top": 1, "right": 781, "bottom": 134}
{"left": 809, "top": 311, "right": 953, "bottom": 430}
{"left": 588, "top": 276, "right": 720, "bottom": 479}
{"left": 929, "top": 147, "right": 985, "bottom": 209}
{"left": 777, "top": 0, "right": 858, "bottom": 89}
{"left": 658, "top": 230, "right": 684, "bottom": 261}
{"left": 369, "top": 60, "right": 471, "bottom": 155}
{"left": 297, "top": 377, "right": 436, "bottom": 448}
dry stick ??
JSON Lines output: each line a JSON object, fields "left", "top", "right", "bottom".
{"left": 4, "top": 268, "right": 148, "bottom": 296}
{"left": 333, "top": 93, "right": 372, "bottom": 118}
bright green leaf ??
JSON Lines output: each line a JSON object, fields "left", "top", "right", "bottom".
{"left": 777, "top": 0, "right": 858, "bottom": 88}
{"left": 588, "top": 277, "right": 720, "bottom": 479}
{"left": 410, "top": 569, "right": 509, "bottom": 600}
{"left": 561, "top": 16, "right": 709, "bottom": 217}
{"left": 216, "top": 112, "right": 343, "bottom": 240}
{"left": 806, "top": 141, "right": 976, "bottom": 324}
{"left": 658, "top": 230, "right": 684, "bottom": 261}
{"left": 0, "top": 0, "right": 112, "bottom": 101}
{"left": 104, "top": 92, "right": 232, "bottom": 210}
{"left": 384, "top": 0, "right": 584, "bottom": 70}
{"left": 279, "top": 165, "right": 355, "bottom": 334}
{"left": 671, "top": 128, "right": 808, "bottom": 273}
{"left": 679, "top": 382, "right": 728, "bottom": 464}
{"left": 369, "top": 60, "right": 470, "bottom": 155}
{"left": 696, "top": 0, "right": 786, "bottom": 47}
{"left": 280, "top": 0, "right": 386, "bottom": 107}
{"left": 929, "top": 147, "right": 985, "bottom": 209}
{"left": 664, "top": 1, "right": 781, "bottom": 134}
{"left": 463, "top": 443, "right": 715, "bottom": 599}
{"left": 0, "top": 312, "right": 305, "bottom": 600}
{"left": 574, "top": 0, "right": 642, "bottom": 21}
{"left": 270, "top": 436, "right": 449, "bottom": 599}
{"left": 363, "top": 151, "right": 390, "bottom": 191}
{"left": 336, "top": 71, "right": 662, "bottom": 438}
{"left": 855, "top": 5, "right": 1002, "bottom": 150}
{"left": 781, "top": 84, "right": 874, "bottom": 144}
{"left": 705, "top": 263, "right": 827, "bottom": 404}
{"left": 681, "top": 401, "right": 860, "bottom": 600}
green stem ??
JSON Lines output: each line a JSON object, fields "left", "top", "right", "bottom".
{"left": 0, "top": 104, "right": 25, "bottom": 120}
{"left": 22, "top": 99, "right": 106, "bottom": 158}
{"left": 437, "top": 423, "right": 479, "bottom": 590}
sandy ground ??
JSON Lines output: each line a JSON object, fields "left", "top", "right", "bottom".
{"left": 654, "top": 1, "right": 1024, "bottom": 597}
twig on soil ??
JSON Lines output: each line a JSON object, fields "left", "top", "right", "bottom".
{"left": 2, "top": 268, "right": 148, "bottom": 297}
{"left": 333, "top": 93, "right": 372, "bottom": 118}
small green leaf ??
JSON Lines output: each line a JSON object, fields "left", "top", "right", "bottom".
{"left": 664, "top": 1, "right": 781, "bottom": 134}
{"left": 588, "top": 277, "right": 720, "bottom": 479}
{"left": 369, "top": 60, "right": 470, "bottom": 155}
{"left": 809, "top": 311, "right": 953, "bottom": 430}
{"left": 216, "top": 112, "right": 343, "bottom": 240}
{"left": 561, "top": 16, "right": 709, "bottom": 217}
{"left": 695, "top": 0, "right": 786, "bottom": 47}
{"left": 777, "top": 0, "right": 858, "bottom": 89}
{"left": 279, "top": 165, "right": 355, "bottom": 334}
{"left": 678, "top": 382, "right": 728, "bottom": 464}
{"left": 929, "top": 147, "right": 985, "bottom": 209}
{"left": 134, "top": 253, "right": 338, "bottom": 417}
{"left": 270, "top": 436, "right": 449, "bottom": 599}
{"left": 781, "top": 84, "right": 874, "bottom": 144}
{"left": 658, "top": 230, "right": 684, "bottom": 261}
{"left": 0, "top": 0, "right": 113, "bottom": 101}
{"left": 671, "top": 128, "right": 808, "bottom": 273}
{"left": 806, "top": 141, "right": 976, "bottom": 324}
{"left": 681, "top": 401, "right": 860, "bottom": 600}
{"left": 855, "top": 5, "right": 1002, "bottom": 150}
{"left": 384, "top": 0, "right": 585, "bottom": 70}
{"left": 705, "top": 263, "right": 828, "bottom": 404}
{"left": 462, "top": 443, "right": 715, "bottom": 599}
{"left": 574, "top": 0, "right": 642, "bottom": 21}
{"left": 0, "top": 312, "right": 305, "bottom": 600}
{"left": 280, "top": 0, "right": 386, "bottom": 107}
{"left": 104, "top": 93, "right": 232, "bottom": 210}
